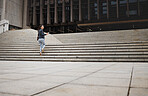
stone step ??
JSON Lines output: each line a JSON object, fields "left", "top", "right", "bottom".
{"left": 0, "top": 52, "right": 147, "bottom": 56}
{"left": 0, "top": 58, "right": 146, "bottom": 62}
{"left": 0, "top": 42, "right": 37, "bottom": 45}
{"left": 0, "top": 55, "right": 147, "bottom": 59}
{"left": 0, "top": 45, "right": 148, "bottom": 49}
{"left": 0, "top": 45, "right": 147, "bottom": 50}
{"left": 1, "top": 43, "right": 148, "bottom": 46}
{"left": 0, "top": 41, "right": 148, "bottom": 46}
{"left": 1, "top": 45, "right": 148, "bottom": 48}
{"left": 0, "top": 49, "right": 147, "bottom": 53}
{"left": 0, "top": 47, "right": 148, "bottom": 51}
{"left": 45, "top": 43, "right": 148, "bottom": 47}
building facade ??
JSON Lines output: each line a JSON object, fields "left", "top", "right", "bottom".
{"left": 0, "top": 0, "right": 28, "bottom": 29}
{"left": 28, "top": 0, "right": 148, "bottom": 33}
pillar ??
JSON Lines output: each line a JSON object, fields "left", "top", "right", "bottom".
{"left": 107, "top": 0, "right": 109, "bottom": 19}
{"left": 47, "top": 0, "right": 51, "bottom": 24}
{"left": 23, "top": 0, "right": 29, "bottom": 28}
{"left": 40, "top": 0, "right": 43, "bottom": 24}
{"left": 117, "top": 0, "right": 119, "bottom": 18}
{"left": 1, "top": 0, "right": 6, "bottom": 20}
{"left": 26, "top": 0, "right": 30, "bottom": 26}
{"left": 54, "top": 0, "right": 58, "bottom": 24}
{"left": 33, "top": 0, "right": 37, "bottom": 26}
{"left": 79, "top": 0, "right": 82, "bottom": 21}
{"left": 62, "top": 0, "right": 66, "bottom": 23}
{"left": 70, "top": 0, "right": 73, "bottom": 22}
{"left": 97, "top": 0, "right": 100, "bottom": 20}
{"left": 88, "top": 0, "right": 90, "bottom": 20}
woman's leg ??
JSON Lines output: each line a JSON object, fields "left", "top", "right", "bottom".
{"left": 38, "top": 39, "right": 43, "bottom": 55}
{"left": 42, "top": 39, "right": 45, "bottom": 50}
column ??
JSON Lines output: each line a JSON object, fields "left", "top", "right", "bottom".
{"left": 117, "top": 0, "right": 119, "bottom": 18}
{"left": 26, "top": 0, "right": 30, "bottom": 26}
{"left": 107, "top": 0, "right": 109, "bottom": 19}
{"left": 97, "top": 0, "right": 100, "bottom": 20}
{"left": 33, "top": 0, "right": 37, "bottom": 26}
{"left": 47, "top": 0, "right": 51, "bottom": 24}
{"left": 23, "top": 0, "right": 29, "bottom": 28}
{"left": 54, "top": 0, "right": 58, "bottom": 24}
{"left": 27, "top": 0, "right": 33, "bottom": 26}
{"left": 1, "top": 0, "right": 6, "bottom": 20}
{"left": 88, "top": 0, "right": 90, "bottom": 20}
{"left": 40, "top": 0, "right": 43, "bottom": 24}
{"left": 79, "top": 0, "right": 82, "bottom": 21}
{"left": 70, "top": 0, "right": 73, "bottom": 22}
{"left": 62, "top": 0, "right": 66, "bottom": 23}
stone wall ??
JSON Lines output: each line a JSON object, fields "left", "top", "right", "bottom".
{"left": 5, "top": 0, "right": 23, "bottom": 28}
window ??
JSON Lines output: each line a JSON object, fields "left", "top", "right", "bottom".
{"left": 139, "top": 0, "right": 147, "bottom": 2}
{"left": 119, "top": 0, "right": 128, "bottom": 19}
{"left": 58, "top": 0, "right": 62, "bottom": 4}
{"left": 119, "top": 0, "right": 127, "bottom": 4}
{"left": 129, "top": 0, "right": 137, "bottom": 3}
{"left": 103, "top": 11, "right": 107, "bottom": 14}
{"left": 103, "top": 7, "right": 107, "bottom": 14}
{"left": 94, "top": 3, "right": 97, "bottom": 7}
{"left": 73, "top": 0, "right": 79, "bottom": 21}
{"left": 110, "top": 0, "right": 117, "bottom": 19}
{"left": 103, "top": 3, "right": 107, "bottom": 6}
{"left": 129, "top": 10, "right": 137, "bottom": 15}
{"left": 100, "top": 0, "right": 108, "bottom": 20}
{"left": 65, "top": 0, "right": 70, "bottom": 22}
{"left": 82, "top": 0, "right": 88, "bottom": 21}
{"left": 111, "top": 1, "right": 117, "bottom": 5}
{"left": 57, "top": 0, "right": 62, "bottom": 23}
{"left": 50, "top": 0, "right": 54, "bottom": 4}
{"left": 90, "top": 0, "right": 98, "bottom": 20}
{"left": 139, "top": 0, "right": 148, "bottom": 18}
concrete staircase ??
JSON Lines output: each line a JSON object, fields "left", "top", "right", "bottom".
{"left": 0, "top": 29, "right": 148, "bottom": 62}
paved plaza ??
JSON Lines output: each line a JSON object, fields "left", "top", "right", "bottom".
{"left": 0, "top": 61, "right": 147, "bottom": 96}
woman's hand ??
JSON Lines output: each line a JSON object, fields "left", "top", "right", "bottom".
{"left": 44, "top": 32, "right": 48, "bottom": 35}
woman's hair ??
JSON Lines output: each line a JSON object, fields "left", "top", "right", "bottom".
{"left": 38, "top": 25, "right": 44, "bottom": 30}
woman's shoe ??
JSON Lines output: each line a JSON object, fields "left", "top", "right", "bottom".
{"left": 40, "top": 52, "right": 42, "bottom": 56}
{"left": 42, "top": 49, "right": 44, "bottom": 53}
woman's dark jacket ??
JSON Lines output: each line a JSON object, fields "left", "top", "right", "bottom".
{"left": 38, "top": 29, "right": 46, "bottom": 39}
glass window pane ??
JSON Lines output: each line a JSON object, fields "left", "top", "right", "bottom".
{"left": 129, "top": 10, "right": 137, "bottom": 15}
{"left": 119, "top": 0, "right": 127, "bottom": 4}
{"left": 111, "top": 1, "right": 117, "bottom": 5}
{"left": 129, "top": 0, "right": 137, "bottom": 3}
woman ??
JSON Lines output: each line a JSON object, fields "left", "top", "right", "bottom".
{"left": 38, "top": 25, "right": 48, "bottom": 56}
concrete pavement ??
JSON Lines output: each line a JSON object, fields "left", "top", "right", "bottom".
{"left": 0, "top": 61, "right": 147, "bottom": 96}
